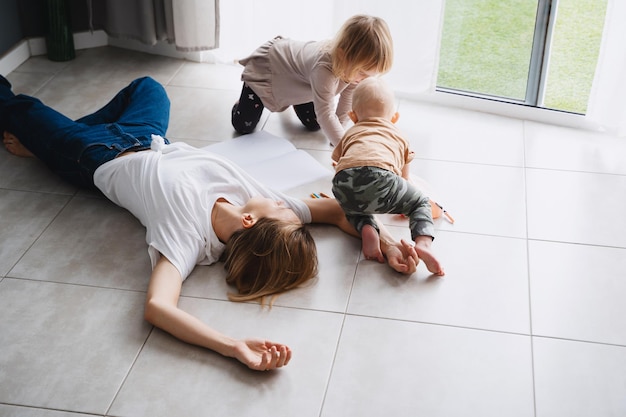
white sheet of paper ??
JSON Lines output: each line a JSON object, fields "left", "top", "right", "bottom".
{"left": 204, "top": 131, "right": 332, "bottom": 191}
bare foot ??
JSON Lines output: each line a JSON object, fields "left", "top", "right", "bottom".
{"left": 414, "top": 235, "right": 445, "bottom": 276}
{"left": 361, "top": 224, "right": 384, "bottom": 263}
{"left": 3, "top": 132, "right": 34, "bottom": 157}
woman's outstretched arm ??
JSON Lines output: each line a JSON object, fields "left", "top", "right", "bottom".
{"left": 304, "top": 196, "right": 359, "bottom": 237}
{"left": 144, "top": 255, "right": 291, "bottom": 370}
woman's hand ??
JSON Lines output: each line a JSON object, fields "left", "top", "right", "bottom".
{"left": 233, "top": 339, "right": 292, "bottom": 371}
{"left": 146, "top": 256, "right": 292, "bottom": 371}
{"left": 305, "top": 199, "right": 419, "bottom": 275}
{"left": 381, "top": 239, "right": 419, "bottom": 274}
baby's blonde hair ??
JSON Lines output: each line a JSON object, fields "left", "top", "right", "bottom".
{"left": 330, "top": 15, "right": 394, "bottom": 82}
{"left": 352, "top": 77, "right": 396, "bottom": 119}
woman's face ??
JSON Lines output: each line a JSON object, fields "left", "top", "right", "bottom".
{"left": 244, "top": 197, "right": 301, "bottom": 224}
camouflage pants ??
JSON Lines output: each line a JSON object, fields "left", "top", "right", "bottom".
{"left": 332, "top": 166, "right": 435, "bottom": 240}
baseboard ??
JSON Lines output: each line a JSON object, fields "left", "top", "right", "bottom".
{"left": 108, "top": 37, "right": 217, "bottom": 63}
{"left": 0, "top": 29, "right": 219, "bottom": 75}
{"left": 0, "top": 40, "right": 31, "bottom": 76}
{"left": 28, "top": 30, "right": 109, "bottom": 56}
{"left": 0, "top": 30, "right": 110, "bottom": 75}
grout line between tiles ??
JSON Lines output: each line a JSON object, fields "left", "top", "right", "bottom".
{"left": 317, "top": 249, "right": 360, "bottom": 417}
{"left": 341, "top": 311, "right": 533, "bottom": 338}
{"left": 3, "top": 191, "right": 76, "bottom": 277}
{"left": 163, "top": 60, "right": 186, "bottom": 86}
{"left": 526, "top": 165, "right": 626, "bottom": 177}
{"left": 317, "top": 312, "right": 349, "bottom": 417}
{"left": 0, "top": 402, "right": 104, "bottom": 416}
{"left": 527, "top": 237, "right": 626, "bottom": 251}
{"left": 105, "top": 327, "right": 156, "bottom": 416}
{"left": 522, "top": 119, "right": 539, "bottom": 417}
{"left": 0, "top": 275, "right": 148, "bottom": 295}
{"left": 530, "top": 334, "right": 626, "bottom": 349}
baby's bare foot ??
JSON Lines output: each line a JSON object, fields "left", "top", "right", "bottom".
{"left": 3, "top": 132, "right": 34, "bottom": 157}
{"left": 414, "top": 236, "right": 445, "bottom": 276}
{"left": 361, "top": 224, "right": 384, "bottom": 263}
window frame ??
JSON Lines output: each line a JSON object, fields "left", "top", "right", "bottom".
{"left": 436, "top": 0, "right": 566, "bottom": 111}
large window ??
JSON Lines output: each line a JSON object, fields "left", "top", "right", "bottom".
{"left": 437, "top": 0, "right": 608, "bottom": 114}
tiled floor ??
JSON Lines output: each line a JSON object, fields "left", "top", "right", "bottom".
{"left": 1, "top": 46, "right": 625, "bottom": 417}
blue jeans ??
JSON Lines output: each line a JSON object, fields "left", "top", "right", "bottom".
{"left": 0, "top": 76, "right": 170, "bottom": 188}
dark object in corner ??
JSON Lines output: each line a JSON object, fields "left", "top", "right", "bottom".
{"left": 46, "top": 0, "right": 75, "bottom": 61}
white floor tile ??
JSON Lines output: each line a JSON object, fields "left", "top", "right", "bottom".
{"left": 170, "top": 60, "right": 243, "bottom": 91}
{"left": 0, "top": 278, "right": 151, "bottom": 414}
{"left": 322, "top": 315, "right": 535, "bottom": 417}
{"left": 0, "top": 190, "right": 69, "bottom": 276}
{"left": 0, "top": 150, "right": 76, "bottom": 194}
{"left": 409, "top": 159, "right": 528, "bottom": 238}
{"left": 533, "top": 337, "right": 626, "bottom": 417}
{"left": 110, "top": 299, "right": 344, "bottom": 417}
{"left": 397, "top": 99, "right": 526, "bottom": 167}
{"left": 269, "top": 225, "right": 361, "bottom": 311}
{"left": 10, "top": 196, "right": 152, "bottom": 291}
{"left": 54, "top": 46, "right": 185, "bottom": 87}
{"left": 526, "top": 121, "right": 626, "bottom": 175}
{"left": 529, "top": 240, "right": 626, "bottom": 345}
{"left": 13, "top": 53, "right": 73, "bottom": 75}
{"left": 179, "top": 262, "right": 230, "bottom": 301}
{"left": 348, "top": 229, "right": 531, "bottom": 333}
{"left": 4, "top": 71, "right": 54, "bottom": 96}
{"left": 264, "top": 109, "right": 334, "bottom": 150}
{"left": 166, "top": 85, "right": 242, "bottom": 142}
{"left": 34, "top": 77, "right": 134, "bottom": 120}
{"left": 527, "top": 168, "right": 626, "bottom": 247}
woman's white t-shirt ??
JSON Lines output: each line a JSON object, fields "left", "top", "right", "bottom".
{"left": 93, "top": 139, "right": 311, "bottom": 280}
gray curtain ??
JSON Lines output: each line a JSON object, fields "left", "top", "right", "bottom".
{"left": 89, "top": 0, "right": 219, "bottom": 51}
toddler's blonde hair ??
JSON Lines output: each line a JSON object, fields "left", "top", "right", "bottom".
{"left": 330, "top": 15, "right": 394, "bottom": 82}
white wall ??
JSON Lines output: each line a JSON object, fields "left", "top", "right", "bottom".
{"left": 4, "top": 1, "right": 617, "bottom": 134}
{"left": 216, "top": 0, "right": 446, "bottom": 95}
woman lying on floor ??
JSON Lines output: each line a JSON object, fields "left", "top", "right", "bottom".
{"left": 0, "top": 75, "right": 419, "bottom": 371}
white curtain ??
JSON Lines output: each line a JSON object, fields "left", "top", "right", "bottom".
{"left": 91, "top": 0, "right": 219, "bottom": 51}
{"left": 218, "top": 1, "right": 626, "bottom": 135}
{"left": 217, "top": 0, "right": 445, "bottom": 93}
{"left": 170, "top": 0, "right": 219, "bottom": 51}
{"left": 331, "top": 0, "right": 446, "bottom": 94}
{"left": 586, "top": 0, "right": 626, "bottom": 136}
{"left": 217, "top": 0, "right": 335, "bottom": 62}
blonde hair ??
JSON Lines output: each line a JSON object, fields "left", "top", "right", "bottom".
{"left": 352, "top": 77, "right": 396, "bottom": 119}
{"left": 223, "top": 217, "right": 318, "bottom": 305}
{"left": 330, "top": 15, "right": 394, "bottom": 82}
